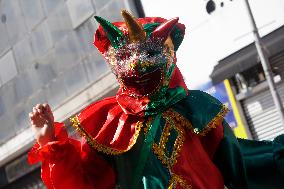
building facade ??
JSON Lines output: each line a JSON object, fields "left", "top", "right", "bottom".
{"left": 141, "top": 0, "right": 284, "bottom": 140}
{"left": 0, "top": 0, "right": 143, "bottom": 188}
{"left": 211, "top": 26, "right": 284, "bottom": 140}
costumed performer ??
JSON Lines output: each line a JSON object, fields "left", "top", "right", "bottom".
{"left": 28, "top": 10, "right": 284, "bottom": 189}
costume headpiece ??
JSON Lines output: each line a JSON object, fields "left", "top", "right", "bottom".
{"left": 94, "top": 10, "right": 187, "bottom": 116}
{"left": 94, "top": 10, "right": 185, "bottom": 54}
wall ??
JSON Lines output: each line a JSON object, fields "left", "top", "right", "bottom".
{"left": 0, "top": 0, "right": 139, "bottom": 167}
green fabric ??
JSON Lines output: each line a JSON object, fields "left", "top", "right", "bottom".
{"left": 143, "top": 23, "right": 160, "bottom": 37}
{"left": 214, "top": 121, "right": 284, "bottom": 189}
{"left": 112, "top": 114, "right": 171, "bottom": 189}
{"left": 145, "top": 86, "right": 187, "bottom": 116}
{"left": 94, "top": 16, "right": 125, "bottom": 49}
{"left": 213, "top": 121, "right": 248, "bottom": 189}
{"left": 173, "top": 90, "right": 224, "bottom": 133}
{"left": 113, "top": 123, "right": 170, "bottom": 189}
{"left": 238, "top": 135, "right": 284, "bottom": 189}
{"left": 142, "top": 151, "right": 171, "bottom": 189}
{"left": 131, "top": 113, "right": 162, "bottom": 189}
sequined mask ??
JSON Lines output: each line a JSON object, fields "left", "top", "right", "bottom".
{"left": 94, "top": 10, "right": 184, "bottom": 98}
{"left": 105, "top": 37, "right": 175, "bottom": 96}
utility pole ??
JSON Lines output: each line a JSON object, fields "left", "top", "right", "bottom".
{"left": 243, "top": 0, "right": 284, "bottom": 127}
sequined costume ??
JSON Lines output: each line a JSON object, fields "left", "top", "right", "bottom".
{"left": 28, "top": 10, "right": 284, "bottom": 189}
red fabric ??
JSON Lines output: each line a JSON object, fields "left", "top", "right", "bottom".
{"left": 27, "top": 99, "right": 225, "bottom": 189}
{"left": 116, "top": 89, "right": 149, "bottom": 116}
{"left": 199, "top": 122, "right": 224, "bottom": 159}
{"left": 77, "top": 97, "right": 143, "bottom": 152}
{"left": 172, "top": 123, "right": 225, "bottom": 189}
{"left": 28, "top": 122, "right": 68, "bottom": 164}
{"left": 169, "top": 66, "right": 188, "bottom": 94}
{"left": 28, "top": 123, "right": 116, "bottom": 189}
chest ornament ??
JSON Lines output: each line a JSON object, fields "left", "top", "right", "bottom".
{"left": 144, "top": 109, "right": 193, "bottom": 169}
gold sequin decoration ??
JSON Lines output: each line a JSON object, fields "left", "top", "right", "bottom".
{"left": 150, "top": 106, "right": 228, "bottom": 169}
{"left": 164, "top": 109, "right": 194, "bottom": 133}
{"left": 168, "top": 173, "right": 192, "bottom": 189}
{"left": 69, "top": 116, "right": 143, "bottom": 155}
{"left": 164, "top": 105, "right": 229, "bottom": 137}
{"left": 198, "top": 105, "right": 229, "bottom": 136}
{"left": 151, "top": 109, "right": 188, "bottom": 169}
{"left": 143, "top": 116, "right": 154, "bottom": 135}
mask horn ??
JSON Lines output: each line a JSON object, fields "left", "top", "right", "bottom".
{"left": 151, "top": 17, "right": 179, "bottom": 42}
{"left": 121, "top": 10, "right": 146, "bottom": 43}
{"left": 94, "top": 16, "right": 124, "bottom": 49}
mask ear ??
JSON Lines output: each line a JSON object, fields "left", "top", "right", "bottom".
{"left": 150, "top": 17, "right": 179, "bottom": 43}
{"left": 94, "top": 16, "right": 125, "bottom": 49}
{"left": 121, "top": 10, "right": 146, "bottom": 43}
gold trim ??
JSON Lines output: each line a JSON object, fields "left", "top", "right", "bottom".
{"left": 164, "top": 109, "right": 194, "bottom": 132}
{"left": 168, "top": 173, "right": 192, "bottom": 189}
{"left": 152, "top": 109, "right": 188, "bottom": 169}
{"left": 69, "top": 116, "right": 143, "bottom": 155}
{"left": 198, "top": 105, "right": 229, "bottom": 136}
{"left": 163, "top": 106, "right": 229, "bottom": 137}
{"left": 143, "top": 116, "right": 154, "bottom": 135}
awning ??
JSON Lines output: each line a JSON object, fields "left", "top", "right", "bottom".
{"left": 210, "top": 25, "right": 284, "bottom": 85}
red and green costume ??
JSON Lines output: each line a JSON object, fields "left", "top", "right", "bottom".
{"left": 28, "top": 10, "right": 284, "bottom": 189}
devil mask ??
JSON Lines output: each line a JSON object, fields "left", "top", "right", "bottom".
{"left": 94, "top": 10, "right": 187, "bottom": 116}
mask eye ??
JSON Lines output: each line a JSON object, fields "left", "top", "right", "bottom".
{"left": 147, "top": 50, "right": 160, "bottom": 58}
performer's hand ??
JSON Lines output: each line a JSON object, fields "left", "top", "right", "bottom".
{"left": 29, "top": 103, "right": 55, "bottom": 146}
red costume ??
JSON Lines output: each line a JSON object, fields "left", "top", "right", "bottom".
{"left": 28, "top": 10, "right": 284, "bottom": 189}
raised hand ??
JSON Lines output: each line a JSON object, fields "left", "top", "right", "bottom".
{"left": 29, "top": 103, "right": 55, "bottom": 146}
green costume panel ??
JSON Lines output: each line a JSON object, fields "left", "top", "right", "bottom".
{"left": 239, "top": 134, "right": 284, "bottom": 189}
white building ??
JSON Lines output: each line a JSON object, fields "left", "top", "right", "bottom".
{"left": 141, "top": 0, "right": 284, "bottom": 87}
{"left": 141, "top": 0, "right": 284, "bottom": 140}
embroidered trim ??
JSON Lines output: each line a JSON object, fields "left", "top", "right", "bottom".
{"left": 168, "top": 173, "right": 192, "bottom": 189}
{"left": 69, "top": 116, "right": 143, "bottom": 155}
{"left": 165, "top": 105, "right": 229, "bottom": 137}
{"left": 143, "top": 116, "right": 154, "bottom": 135}
{"left": 165, "top": 109, "right": 194, "bottom": 132}
{"left": 198, "top": 105, "right": 229, "bottom": 136}
{"left": 152, "top": 109, "right": 188, "bottom": 169}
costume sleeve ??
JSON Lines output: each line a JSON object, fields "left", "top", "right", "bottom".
{"left": 28, "top": 122, "right": 116, "bottom": 189}
{"left": 213, "top": 121, "right": 284, "bottom": 189}
{"left": 212, "top": 121, "right": 249, "bottom": 189}
{"left": 238, "top": 134, "right": 284, "bottom": 189}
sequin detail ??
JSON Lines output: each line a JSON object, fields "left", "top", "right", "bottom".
{"left": 143, "top": 116, "right": 154, "bottom": 135}
{"left": 69, "top": 116, "right": 143, "bottom": 155}
{"left": 198, "top": 105, "right": 229, "bottom": 136}
{"left": 165, "top": 105, "right": 229, "bottom": 137}
{"left": 168, "top": 173, "right": 192, "bottom": 189}
{"left": 151, "top": 109, "right": 189, "bottom": 169}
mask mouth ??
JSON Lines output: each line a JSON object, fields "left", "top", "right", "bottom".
{"left": 121, "top": 68, "right": 163, "bottom": 96}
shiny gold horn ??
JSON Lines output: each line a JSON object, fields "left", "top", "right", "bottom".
{"left": 121, "top": 10, "right": 146, "bottom": 43}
